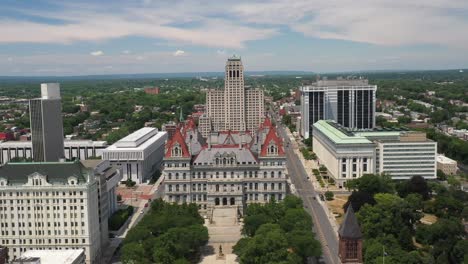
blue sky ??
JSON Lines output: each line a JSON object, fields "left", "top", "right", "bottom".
{"left": 1, "top": 0, "right": 468, "bottom": 76}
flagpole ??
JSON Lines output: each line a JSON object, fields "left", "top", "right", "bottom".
{"left": 383, "top": 245, "right": 385, "bottom": 264}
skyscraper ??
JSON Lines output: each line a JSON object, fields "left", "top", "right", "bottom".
{"left": 30, "top": 83, "right": 65, "bottom": 162}
{"left": 300, "top": 78, "right": 377, "bottom": 138}
{"left": 202, "top": 56, "right": 264, "bottom": 137}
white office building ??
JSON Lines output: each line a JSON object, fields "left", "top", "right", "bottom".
{"left": 0, "top": 140, "right": 107, "bottom": 164}
{"left": 200, "top": 56, "right": 265, "bottom": 137}
{"left": 301, "top": 79, "right": 377, "bottom": 139}
{"left": 14, "top": 249, "right": 86, "bottom": 264}
{"left": 102, "top": 127, "right": 167, "bottom": 184}
{"left": 313, "top": 120, "right": 437, "bottom": 187}
{"left": 0, "top": 161, "right": 120, "bottom": 264}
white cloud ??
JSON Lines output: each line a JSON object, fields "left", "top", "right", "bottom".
{"left": 136, "top": 55, "right": 144, "bottom": 60}
{"left": 232, "top": 0, "right": 468, "bottom": 49}
{"left": 216, "top": 50, "right": 226, "bottom": 56}
{"left": 7, "top": 57, "right": 13, "bottom": 62}
{"left": 0, "top": 2, "right": 276, "bottom": 49}
{"left": 173, "top": 50, "right": 185, "bottom": 56}
{"left": 122, "top": 50, "right": 131, "bottom": 54}
{"left": 90, "top": 50, "right": 104, "bottom": 56}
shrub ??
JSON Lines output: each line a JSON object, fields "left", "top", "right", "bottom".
{"left": 109, "top": 206, "right": 134, "bottom": 231}
{"left": 325, "top": 191, "right": 334, "bottom": 201}
{"left": 124, "top": 179, "right": 136, "bottom": 187}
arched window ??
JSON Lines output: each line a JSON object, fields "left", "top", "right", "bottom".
{"left": 268, "top": 144, "right": 278, "bottom": 156}
{"left": 271, "top": 171, "right": 275, "bottom": 178}
{"left": 171, "top": 144, "right": 182, "bottom": 157}
{"left": 264, "top": 171, "right": 267, "bottom": 178}
{"left": 216, "top": 184, "right": 219, "bottom": 192}
{"left": 182, "top": 173, "right": 186, "bottom": 179}
{"left": 175, "top": 173, "right": 179, "bottom": 180}
{"left": 168, "top": 173, "right": 172, "bottom": 180}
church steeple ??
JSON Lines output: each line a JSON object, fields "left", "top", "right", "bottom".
{"left": 338, "top": 205, "right": 363, "bottom": 263}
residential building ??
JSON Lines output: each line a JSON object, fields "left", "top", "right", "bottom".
{"left": 0, "top": 140, "right": 107, "bottom": 164}
{"left": 102, "top": 127, "right": 167, "bottom": 184}
{"left": 0, "top": 161, "right": 120, "bottom": 264}
{"left": 301, "top": 78, "right": 377, "bottom": 138}
{"left": 201, "top": 56, "right": 264, "bottom": 136}
{"left": 29, "top": 83, "right": 65, "bottom": 162}
{"left": 163, "top": 117, "right": 287, "bottom": 215}
{"left": 13, "top": 249, "right": 85, "bottom": 264}
{"left": 313, "top": 120, "right": 437, "bottom": 187}
{"left": 436, "top": 154, "right": 458, "bottom": 175}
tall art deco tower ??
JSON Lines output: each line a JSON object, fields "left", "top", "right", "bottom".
{"left": 202, "top": 56, "right": 264, "bottom": 137}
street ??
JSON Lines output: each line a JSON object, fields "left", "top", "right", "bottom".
{"left": 274, "top": 112, "right": 340, "bottom": 264}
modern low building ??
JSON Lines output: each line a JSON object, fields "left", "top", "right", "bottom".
{"left": 436, "top": 154, "right": 458, "bottom": 175}
{"left": 301, "top": 78, "right": 377, "bottom": 139}
{"left": 102, "top": 127, "right": 167, "bottom": 184}
{"left": 0, "top": 140, "right": 107, "bottom": 164}
{"left": 163, "top": 117, "right": 287, "bottom": 215}
{"left": 313, "top": 120, "right": 437, "bottom": 187}
{"left": 13, "top": 249, "right": 85, "bottom": 264}
{"left": 0, "top": 161, "right": 120, "bottom": 264}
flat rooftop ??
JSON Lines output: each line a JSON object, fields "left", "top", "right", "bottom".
{"left": 106, "top": 129, "right": 167, "bottom": 151}
{"left": 114, "top": 127, "right": 158, "bottom": 148}
{"left": 20, "top": 249, "right": 84, "bottom": 264}
{"left": 437, "top": 155, "right": 457, "bottom": 164}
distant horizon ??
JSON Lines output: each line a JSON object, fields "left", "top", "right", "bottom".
{"left": 0, "top": 68, "right": 466, "bottom": 79}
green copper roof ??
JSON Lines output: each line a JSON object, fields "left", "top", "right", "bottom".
{"left": 313, "top": 120, "right": 373, "bottom": 145}
{"left": 354, "top": 131, "right": 402, "bottom": 137}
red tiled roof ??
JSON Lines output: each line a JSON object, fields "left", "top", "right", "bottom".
{"left": 165, "top": 129, "right": 191, "bottom": 158}
{"left": 262, "top": 117, "right": 272, "bottom": 128}
{"left": 260, "top": 126, "right": 285, "bottom": 156}
{"left": 185, "top": 117, "right": 197, "bottom": 131}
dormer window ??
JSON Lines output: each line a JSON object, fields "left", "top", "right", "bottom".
{"left": 267, "top": 144, "right": 278, "bottom": 156}
{"left": 67, "top": 176, "right": 78, "bottom": 185}
{"left": 172, "top": 143, "right": 182, "bottom": 157}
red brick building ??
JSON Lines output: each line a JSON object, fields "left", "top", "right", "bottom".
{"left": 144, "top": 87, "right": 160, "bottom": 95}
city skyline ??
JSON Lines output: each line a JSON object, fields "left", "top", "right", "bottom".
{"left": 1, "top": 0, "right": 468, "bottom": 76}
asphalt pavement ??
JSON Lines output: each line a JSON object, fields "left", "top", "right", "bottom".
{"left": 274, "top": 117, "right": 340, "bottom": 264}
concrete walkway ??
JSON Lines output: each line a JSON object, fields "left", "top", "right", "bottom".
{"left": 199, "top": 207, "right": 241, "bottom": 264}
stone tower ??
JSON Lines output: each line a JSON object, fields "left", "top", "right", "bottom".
{"left": 338, "top": 205, "right": 363, "bottom": 263}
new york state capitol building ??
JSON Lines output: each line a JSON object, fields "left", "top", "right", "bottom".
{"left": 163, "top": 56, "right": 288, "bottom": 214}
{"left": 163, "top": 118, "right": 287, "bottom": 214}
